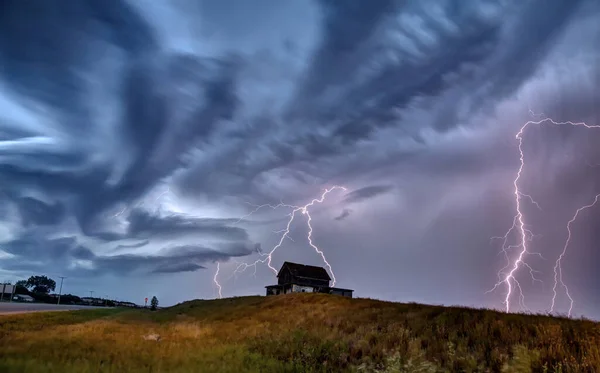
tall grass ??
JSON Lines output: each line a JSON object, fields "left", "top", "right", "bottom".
{"left": 0, "top": 294, "right": 598, "bottom": 372}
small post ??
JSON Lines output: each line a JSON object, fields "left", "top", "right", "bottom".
{"left": 10, "top": 283, "right": 15, "bottom": 302}
{"left": 57, "top": 276, "right": 66, "bottom": 305}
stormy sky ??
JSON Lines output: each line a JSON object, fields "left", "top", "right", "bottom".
{"left": 1, "top": 0, "right": 599, "bottom": 318}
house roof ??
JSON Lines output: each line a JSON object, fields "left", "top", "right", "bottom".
{"left": 278, "top": 261, "right": 331, "bottom": 281}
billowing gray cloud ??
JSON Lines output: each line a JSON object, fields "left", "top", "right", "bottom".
{"left": 1, "top": 236, "right": 78, "bottom": 260}
{"left": 0, "top": 0, "right": 599, "bottom": 318}
{"left": 91, "top": 248, "right": 232, "bottom": 275}
{"left": 126, "top": 209, "right": 249, "bottom": 241}
{"left": 14, "top": 196, "right": 66, "bottom": 226}
{"left": 153, "top": 262, "right": 205, "bottom": 274}
{"left": 113, "top": 240, "right": 150, "bottom": 252}
{"left": 0, "top": 237, "right": 252, "bottom": 275}
{"left": 344, "top": 185, "right": 394, "bottom": 204}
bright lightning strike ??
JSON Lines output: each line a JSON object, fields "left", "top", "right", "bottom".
{"left": 550, "top": 194, "right": 600, "bottom": 317}
{"left": 213, "top": 262, "right": 222, "bottom": 299}
{"left": 488, "top": 117, "right": 600, "bottom": 315}
{"left": 213, "top": 186, "right": 346, "bottom": 298}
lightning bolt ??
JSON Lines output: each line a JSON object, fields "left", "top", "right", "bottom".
{"left": 213, "top": 262, "right": 222, "bottom": 299}
{"left": 233, "top": 201, "right": 299, "bottom": 225}
{"left": 214, "top": 186, "right": 346, "bottom": 297}
{"left": 488, "top": 117, "right": 600, "bottom": 314}
{"left": 550, "top": 194, "right": 600, "bottom": 317}
{"left": 112, "top": 206, "right": 127, "bottom": 218}
{"left": 154, "top": 187, "right": 171, "bottom": 203}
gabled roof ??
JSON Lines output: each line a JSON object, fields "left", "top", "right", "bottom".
{"left": 278, "top": 261, "right": 331, "bottom": 281}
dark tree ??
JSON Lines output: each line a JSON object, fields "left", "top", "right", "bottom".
{"left": 150, "top": 296, "right": 158, "bottom": 311}
{"left": 25, "top": 275, "right": 56, "bottom": 294}
{"left": 15, "top": 280, "right": 29, "bottom": 294}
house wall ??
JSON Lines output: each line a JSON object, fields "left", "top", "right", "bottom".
{"left": 292, "top": 284, "right": 315, "bottom": 293}
{"left": 277, "top": 267, "right": 291, "bottom": 285}
{"left": 330, "top": 289, "right": 353, "bottom": 298}
{"left": 292, "top": 277, "right": 329, "bottom": 288}
{"left": 266, "top": 287, "right": 283, "bottom": 296}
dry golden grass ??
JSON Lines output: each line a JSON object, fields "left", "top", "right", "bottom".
{"left": 0, "top": 294, "right": 598, "bottom": 372}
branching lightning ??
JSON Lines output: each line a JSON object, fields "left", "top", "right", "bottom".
{"left": 488, "top": 117, "right": 600, "bottom": 316}
{"left": 550, "top": 194, "right": 600, "bottom": 316}
{"left": 212, "top": 186, "right": 346, "bottom": 298}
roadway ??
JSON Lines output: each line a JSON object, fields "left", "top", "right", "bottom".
{"left": 0, "top": 302, "right": 106, "bottom": 315}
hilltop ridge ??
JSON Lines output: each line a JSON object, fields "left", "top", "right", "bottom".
{"left": 1, "top": 293, "right": 598, "bottom": 372}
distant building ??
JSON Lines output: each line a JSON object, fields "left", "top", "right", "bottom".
{"left": 0, "top": 284, "right": 15, "bottom": 301}
{"left": 265, "top": 261, "right": 353, "bottom": 298}
{"left": 81, "top": 297, "right": 104, "bottom": 306}
{"left": 13, "top": 294, "right": 34, "bottom": 302}
{"left": 115, "top": 301, "right": 138, "bottom": 308}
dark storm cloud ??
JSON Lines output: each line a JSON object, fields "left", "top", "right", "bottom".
{"left": 0, "top": 237, "right": 251, "bottom": 275}
{"left": 0, "top": 0, "right": 240, "bottom": 235}
{"left": 114, "top": 240, "right": 149, "bottom": 250}
{"left": 0, "top": 0, "right": 249, "bottom": 280}
{"left": 1, "top": 235, "right": 77, "bottom": 259}
{"left": 290, "top": 0, "right": 502, "bottom": 139}
{"left": 0, "top": 0, "right": 156, "bottom": 109}
{"left": 14, "top": 196, "right": 66, "bottom": 226}
{"left": 71, "top": 245, "right": 96, "bottom": 260}
{"left": 344, "top": 185, "right": 394, "bottom": 204}
{"left": 92, "top": 249, "right": 230, "bottom": 275}
{"left": 153, "top": 262, "right": 205, "bottom": 274}
{"left": 173, "top": 0, "right": 589, "bottom": 204}
{"left": 88, "top": 242, "right": 258, "bottom": 275}
{"left": 314, "top": 0, "right": 584, "bottom": 141}
{"left": 126, "top": 209, "right": 249, "bottom": 241}
{"left": 334, "top": 209, "right": 352, "bottom": 221}
{"left": 296, "top": 0, "right": 398, "bottom": 101}
{"left": 161, "top": 242, "right": 259, "bottom": 259}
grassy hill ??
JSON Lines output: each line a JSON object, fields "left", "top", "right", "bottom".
{"left": 0, "top": 294, "right": 598, "bottom": 372}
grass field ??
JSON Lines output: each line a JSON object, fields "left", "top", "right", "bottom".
{"left": 0, "top": 294, "right": 598, "bottom": 372}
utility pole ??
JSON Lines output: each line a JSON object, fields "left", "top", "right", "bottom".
{"left": 57, "top": 276, "right": 66, "bottom": 305}
{"left": 89, "top": 290, "right": 94, "bottom": 299}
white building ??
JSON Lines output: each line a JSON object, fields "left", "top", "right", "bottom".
{"left": 13, "top": 294, "right": 35, "bottom": 302}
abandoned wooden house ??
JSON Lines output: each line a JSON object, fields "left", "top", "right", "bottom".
{"left": 265, "top": 261, "right": 354, "bottom": 298}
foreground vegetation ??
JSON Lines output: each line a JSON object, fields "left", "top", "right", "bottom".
{"left": 0, "top": 294, "right": 598, "bottom": 372}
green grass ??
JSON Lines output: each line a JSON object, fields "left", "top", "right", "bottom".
{"left": 0, "top": 294, "right": 598, "bottom": 372}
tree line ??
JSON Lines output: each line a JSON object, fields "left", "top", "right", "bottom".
{"left": 5, "top": 275, "right": 158, "bottom": 309}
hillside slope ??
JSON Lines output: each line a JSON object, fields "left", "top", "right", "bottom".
{"left": 0, "top": 294, "right": 598, "bottom": 372}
